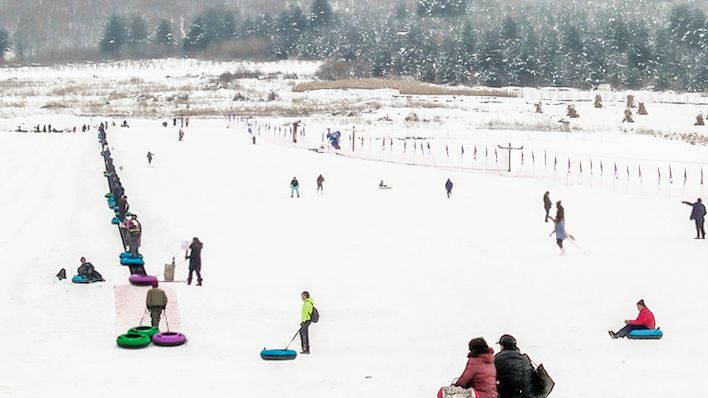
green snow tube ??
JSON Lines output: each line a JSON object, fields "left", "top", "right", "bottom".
{"left": 116, "top": 333, "right": 151, "bottom": 349}
{"left": 128, "top": 326, "right": 160, "bottom": 338}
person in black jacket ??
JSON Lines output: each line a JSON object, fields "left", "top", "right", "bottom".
{"left": 117, "top": 195, "right": 129, "bottom": 221}
{"left": 682, "top": 198, "right": 706, "bottom": 239}
{"left": 543, "top": 191, "right": 552, "bottom": 222}
{"left": 494, "top": 334, "right": 535, "bottom": 398}
{"left": 445, "top": 178, "right": 453, "bottom": 198}
{"left": 186, "top": 237, "right": 204, "bottom": 286}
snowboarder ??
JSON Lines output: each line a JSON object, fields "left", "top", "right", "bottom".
{"left": 76, "top": 257, "right": 104, "bottom": 281}
{"left": 494, "top": 335, "right": 536, "bottom": 398}
{"left": 178, "top": 129, "right": 184, "bottom": 141}
{"left": 682, "top": 198, "right": 706, "bottom": 239}
{"left": 450, "top": 337, "right": 498, "bottom": 398}
{"left": 316, "top": 174, "right": 325, "bottom": 193}
{"left": 608, "top": 299, "right": 656, "bottom": 339}
{"left": 146, "top": 280, "right": 167, "bottom": 328}
{"left": 543, "top": 191, "right": 552, "bottom": 222}
{"left": 147, "top": 151, "right": 154, "bottom": 166}
{"left": 550, "top": 215, "right": 567, "bottom": 255}
{"left": 445, "top": 178, "right": 453, "bottom": 198}
{"left": 299, "top": 291, "right": 315, "bottom": 354}
{"left": 290, "top": 177, "right": 300, "bottom": 198}
{"left": 185, "top": 237, "right": 203, "bottom": 286}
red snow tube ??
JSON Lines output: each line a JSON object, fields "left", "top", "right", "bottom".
{"left": 152, "top": 332, "right": 187, "bottom": 346}
{"left": 128, "top": 274, "right": 158, "bottom": 286}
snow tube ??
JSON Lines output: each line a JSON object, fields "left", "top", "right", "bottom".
{"left": 260, "top": 349, "right": 297, "bottom": 361}
{"left": 129, "top": 274, "right": 158, "bottom": 286}
{"left": 111, "top": 217, "right": 120, "bottom": 225}
{"left": 128, "top": 326, "right": 160, "bottom": 338}
{"left": 116, "top": 333, "right": 151, "bottom": 349}
{"left": 104, "top": 193, "right": 113, "bottom": 198}
{"left": 120, "top": 257, "right": 145, "bottom": 266}
{"left": 71, "top": 275, "right": 103, "bottom": 284}
{"left": 152, "top": 332, "right": 187, "bottom": 347}
{"left": 628, "top": 328, "right": 663, "bottom": 340}
{"left": 120, "top": 252, "right": 143, "bottom": 259}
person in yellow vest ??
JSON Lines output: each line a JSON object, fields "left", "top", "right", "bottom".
{"left": 300, "top": 291, "right": 315, "bottom": 354}
{"left": 146, "top": 281, "right": 168, "bottom": 328}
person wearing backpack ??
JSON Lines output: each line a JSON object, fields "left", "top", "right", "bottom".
{"left": 299, "top": 291, "right": 318, "bottom": 354}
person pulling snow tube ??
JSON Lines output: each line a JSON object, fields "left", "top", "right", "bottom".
{"left": 260, "top": 349, "right": 297, "bottom": 361}
{"left": 627, "top": 329, "right": 663, "bottom": 340}
{"left": 129, "top": 274, "right": 158, "bottom": 286}
{"left": 121, "top": 257, "right": 145, "bottom": 266}
{"left": 128, "top": 326, "right": 160, "bottom": 338}
{"left": 116, "top": 333, "right": 151, "bottom": 349}
{"left": 152, "top": 332, "right": 187, "bottom": 347}
{"left": 71, "top": 275, "right": 104, "bottom": 284}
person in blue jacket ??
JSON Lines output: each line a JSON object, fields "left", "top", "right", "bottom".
{"left": 682, "top": 198, "right": 706, "bottom": 239}
{"left": 445, "top": 179, "right": 453, "bottom": 198}
{"left": 550, "top": 215, "right": 567, "bottom": 255}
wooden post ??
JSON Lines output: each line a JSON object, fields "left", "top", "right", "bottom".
{"left": 497, "top": 142, "right": 524, "bottom": 173}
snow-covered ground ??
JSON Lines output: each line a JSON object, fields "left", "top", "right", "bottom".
{"left": 1, "top": 113, "right": 707, "bottom": 398}
{"left": 1, "top": 60, "right": 707, "bottom": 398}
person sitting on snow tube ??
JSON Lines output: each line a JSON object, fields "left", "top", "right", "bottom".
{"left": 608, "top": 299, "right": 655, "bottom": 339}
{"left": 77, "top": 257, "right": 104, "bottom": 281}
{"left": 451, "top": 337, "right": 497, "bottom": 398}
{"left": 494, "top": 334, "right": 536, "bottom": 398}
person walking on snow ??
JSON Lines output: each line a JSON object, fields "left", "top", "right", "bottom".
{"left": 550, "top": 200, "right": 564, "bottom": 223}
{"left": 178, "top": 129, "right": 184, "bottom": 141}
{"left": 290, "top": 177, "right": 300, "bottom": 198}
{"left": 608, "top": 299, "right": 656, "bottom": 339}
{"left": 543, "top": 191, "right": 552, "bottom": 222}
{"left": 300, "top": 291, "right": 315, "bottom": 354}
{"left": 494, "top": 335, "right": 536, "bottom": 398}
{"left": 147, "top": 151, "right": 154, "bottom": 166}
{"left": 450, "top": 337, "right": 498, "bottom": 398}
{"left": 550, "top": 215, "right": 567, "bottom": 255}
{"left": 185, "top": 237, "right": 203, "bottom": 286}
{"left": 445, "top": 178, "right": 453, "bottom": 198}
{"left": 146, "top": 280, "right": 167, "bottom": 328}
{"left": 682, "top": 198, "right": 706, "bottom": 239}
{"left": 316, "top": 175, "right": 325, "bottom": 193}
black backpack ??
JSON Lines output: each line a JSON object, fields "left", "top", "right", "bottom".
{"left": 311, "top": 306, "right": 320, "bottom": 323}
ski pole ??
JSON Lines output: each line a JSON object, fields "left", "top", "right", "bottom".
{"left": 568, "top": 234, "right": 586, "bottom": 254}
{"left": 284, "top": 325, "right": 304, "bottom": 350}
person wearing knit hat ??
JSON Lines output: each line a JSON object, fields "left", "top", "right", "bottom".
{"left": 450, "top": 337, "right": 498, "bottom": 398}
{"left": 146, "top": 281, "right": 168, "bottom": 328}
{"left": 494, "top": 334, "right": 536, "bottom": 398}
{"left": 608, "top": 299, "right": 656, "bottom": 339}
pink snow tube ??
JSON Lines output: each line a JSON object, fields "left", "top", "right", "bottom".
{"left": 152, "top": 332, "right": 187, "bottom": 346}
{"left": 128, "top": 274, "right": 158, "bottom": 286}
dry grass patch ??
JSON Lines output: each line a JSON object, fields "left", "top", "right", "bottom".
{"left": 293, "top": 79, "right": 517, "bottom": 97}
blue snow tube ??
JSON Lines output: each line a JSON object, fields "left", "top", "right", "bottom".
{"left": 628, "top": 328, "right": 663, "bottom": 340}
{"left": 72, "top": 275, "right": 102, "bottom": 284}
{"left": 120, "top": 257, "right": 145, "bottom": 266}
{"left": 260, "top": 349, "right": 297, "bottom": 361}
{"left": 120, "top": 252, "right": 143, "bottom": 259}
{"left": 111, "top": 217, "right": 120, "bottom": 225}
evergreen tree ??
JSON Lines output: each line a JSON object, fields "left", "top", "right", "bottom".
{"left": 0, "top": 28, "right": 9, "bottom": 61}
{"left": 478, "top": 30, "right": 504, "bottom": 86}
{"left": 154, "top": 19, "right": 175, "bottom": 47}
{"left": 100, "top": 14, "right": 127, "bottom": 56}
{"left": 128, "top": 15, "right": 148, "bottom": 49}
{"left": 310, "top": 0, "right": 335, "bottom": 28}
{"left": 183, "top": 16, "right": 208, "bottom": 51}
{"left": 416, "top": 0, "right": 467, "bottom": 18}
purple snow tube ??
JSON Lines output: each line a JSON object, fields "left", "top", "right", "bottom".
{"left": 152, "top": 332, "right": 187, "bottom": 347}
{"left": 128, "top": 274, "right": 158, "bottom": 286}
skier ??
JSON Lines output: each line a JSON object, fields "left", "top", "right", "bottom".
{"left": 608, "top": 299, "right": 656, "bottom": 339}
{"left": 185, "top": 237, "right": 203, "bottom": 286}
{"left": 299, "top": 291, "right": 315, "bottom": 354}
{"left": 681, "top": 198, "right": 706, "bottom": 239}
{"left": 76, "top": 257, "right": 104, "bottom": 281}
{"left": 146, "top": 280, "right": 167, "bottom": 328}
{"left": 290, "top": 177, "right": 300, "bottom": 198}
{"left": 494, "top": 335, "right": 536, "bottom": 398}
{"left": 543, "top": 191, "right": 552, "bottom": 222}
{"left": 178, "top": 129, "right": 184, "bottom": 141}
{"left": 316, "top": 174, "right": 325, "bottom": 193}
{"left": 147, "top": 151, "right": 154, "bottom": 166}
{"left": 445, "top": 178, "right": 453, "bottom": 198}
{"left": 450, "top": 337, "right": 498, "bottom": 398}
{"left": 550, "top": 215, "right": 567, "bottom": 255}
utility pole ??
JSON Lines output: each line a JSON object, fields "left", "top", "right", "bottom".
{"left": 497, "top": 142, "right": 524, "bottom": 173}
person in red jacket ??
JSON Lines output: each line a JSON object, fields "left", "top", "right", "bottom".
{"left": 608, "top": 299, "right": 656, "bottom": 339}
{"left": 452, "top": 337, "right": 498, "bottom": 398}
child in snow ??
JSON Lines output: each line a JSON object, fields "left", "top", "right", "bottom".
{"left": 450, "top": 337, "right": 498, "bottom": 398}
{"left": 608, "top": 299, "right": 656, "bottom": 339}
{"left": 550, "top": 216, "right": 567, "bottom": 255}
{"left": 147, "top": 151, "right": 154, "bottom": 166}
{"left": 445, "top": 179, "right": 453, "bottom": 198}
{"left": 290, "top": 177, "right": 300, "bottom": 198}
{"left": 316, "top": 175, "right": 325, "bottom": 193}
